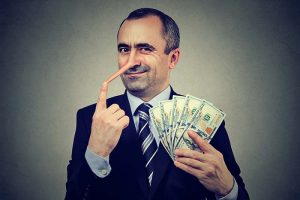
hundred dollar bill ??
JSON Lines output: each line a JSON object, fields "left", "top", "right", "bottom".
{"left": 149, "top": 105, "right": 172, "bottom": 158}
{"left": 159, "top": 100, "right": 173, "bottom": 151}
{"left": 173, "top": 95, "right": 205, "bottom": 150}
{"left": 177, "top": 100, "right": 226, "bottom": 150}
{"left": 171, "top": 96, "right": 188, "bottom": 152}
{"left": 194, "top": 101, "right": 225, "bottom": 141}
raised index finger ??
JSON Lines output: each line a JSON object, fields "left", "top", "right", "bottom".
{"left": 96, "top": 82, "right": 108, "bottom": 111}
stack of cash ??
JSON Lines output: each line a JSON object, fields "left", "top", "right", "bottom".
{"left": 149, "top": 95, "right": 226, "bottom": 160}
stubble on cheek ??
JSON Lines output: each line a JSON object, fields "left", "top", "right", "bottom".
{"left": 121, "top": 75, "right": 147, "bottom": 91}
{"left": 121, "top": 71, "right": 157, "bottom": 93}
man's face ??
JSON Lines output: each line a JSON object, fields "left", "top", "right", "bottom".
{"left": 117, "top": 16, "right": 175, "bottom": 99}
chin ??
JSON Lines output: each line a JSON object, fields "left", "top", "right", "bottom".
{"left": 125, "top": 84, "right": 148, "bottom": 93}
{"left": 122, "top": 77, "right": 148, "bottom": 92}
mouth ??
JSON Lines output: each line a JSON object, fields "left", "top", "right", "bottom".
{"left": 124, "top": 71, "right": 147, "bottom": 78}
{"left": 124, "top": 66, "right": 149, "bottom": 78}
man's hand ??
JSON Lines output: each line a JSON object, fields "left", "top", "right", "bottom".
{"left": 88, "top": 82, "right": 130, "bottom": 157}
{"left": 174, "top": 131, "right": 234, "bottom": 196}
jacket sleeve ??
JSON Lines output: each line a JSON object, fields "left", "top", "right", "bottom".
{"left": 210, "top": 122, "right": 250, "bottom": 200}
{"left": 65, "top": 109, "right": 96, "bottom": 200}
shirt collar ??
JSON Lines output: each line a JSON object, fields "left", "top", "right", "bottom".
{"left": 126, "top": 85, "right": 171, "bottom": 116}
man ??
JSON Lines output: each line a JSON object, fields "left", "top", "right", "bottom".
{"left": 65, "top": 8, "right": 249, "bottom": 200}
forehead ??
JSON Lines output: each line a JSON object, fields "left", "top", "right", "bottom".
{"left": 117, "top": 16, "right": 165, "bottom": 46}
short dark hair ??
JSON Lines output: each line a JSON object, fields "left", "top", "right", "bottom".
{"left": 118, "top": 8, "right": 180, "bottom": 54}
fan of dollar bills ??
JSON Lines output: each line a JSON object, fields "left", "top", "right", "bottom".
{"left": 149, "top": 95, "right": 226, "bottom": 160}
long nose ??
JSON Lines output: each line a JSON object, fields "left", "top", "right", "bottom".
{"left": 105, "top": 48, "right": 142, "bottom": 83}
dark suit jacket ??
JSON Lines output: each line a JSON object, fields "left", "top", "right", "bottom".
{"left": 65, "top": 89, "right": 249, "bottom": 200}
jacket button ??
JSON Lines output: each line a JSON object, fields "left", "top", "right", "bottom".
{"left": 100, "top": 169, "right": 107, "bottom": 175}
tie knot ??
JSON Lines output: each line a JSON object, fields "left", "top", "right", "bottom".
{"left": 136, "top": 103, "right": 152, "bottom": 121}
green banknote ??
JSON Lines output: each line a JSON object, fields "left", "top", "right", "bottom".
{"left": 159, "top": 100, "right": 173, "bottom": 152}
{"left": 170, "top": 96, "right": 187, "bottom": 152}
{"left": 149, "top": 105, "right": 173, "bottom": 159}
{"left": 177, "top": 100, "right": 226, "bottom": 151}
{"left": 174, "top": 95, "right": 205, "bottom": 150}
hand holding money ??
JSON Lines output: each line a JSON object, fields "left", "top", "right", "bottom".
{"left": 174, "top": 131, "right": 234, "bottom": 196}
{"left": 149, "top": 94, "right": 232, "bottom": 195}
{"left": 88, "top": 83, "right": 130, "bottom": 157}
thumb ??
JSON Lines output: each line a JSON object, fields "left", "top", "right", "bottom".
{"left": 188, "top": 131, "right": 212, "bottom": 153}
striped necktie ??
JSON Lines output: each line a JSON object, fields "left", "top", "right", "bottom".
{"left": 136, "top": 103, "right": 158, "bottom": 186}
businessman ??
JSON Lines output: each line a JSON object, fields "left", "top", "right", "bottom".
{"left": 65, "top": 8, "right": 249, "bottom": 200}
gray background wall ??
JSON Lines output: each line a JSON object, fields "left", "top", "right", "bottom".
{"left": 1, "top": 0, "right": 299, "bottom": 199}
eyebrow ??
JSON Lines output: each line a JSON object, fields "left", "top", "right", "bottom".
{"left": 118, "top": 43, "right": 129, "bottom": 49}
{"left": 118, "top": 43, "right": 156, "bottom": 50}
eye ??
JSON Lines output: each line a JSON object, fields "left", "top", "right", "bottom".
{"left": 118, "top": 47, "right": 129, "bottom": 53}
{"left": 140, "top": 47, "right": 152, "bottom": 53}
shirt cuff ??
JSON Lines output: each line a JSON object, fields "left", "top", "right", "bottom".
{"left": 85, "top": 147, "right": 111, "bottom": 178}
{"left": 215, "top": 178, "right": 239, "bottom": 200}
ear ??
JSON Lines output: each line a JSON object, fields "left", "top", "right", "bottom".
{"left": 168, "top": 48, "right": 180, "bottom": 69}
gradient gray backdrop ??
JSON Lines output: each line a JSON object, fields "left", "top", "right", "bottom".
{"left": 1, "top": 1, "right": 299, "bottom": 199}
